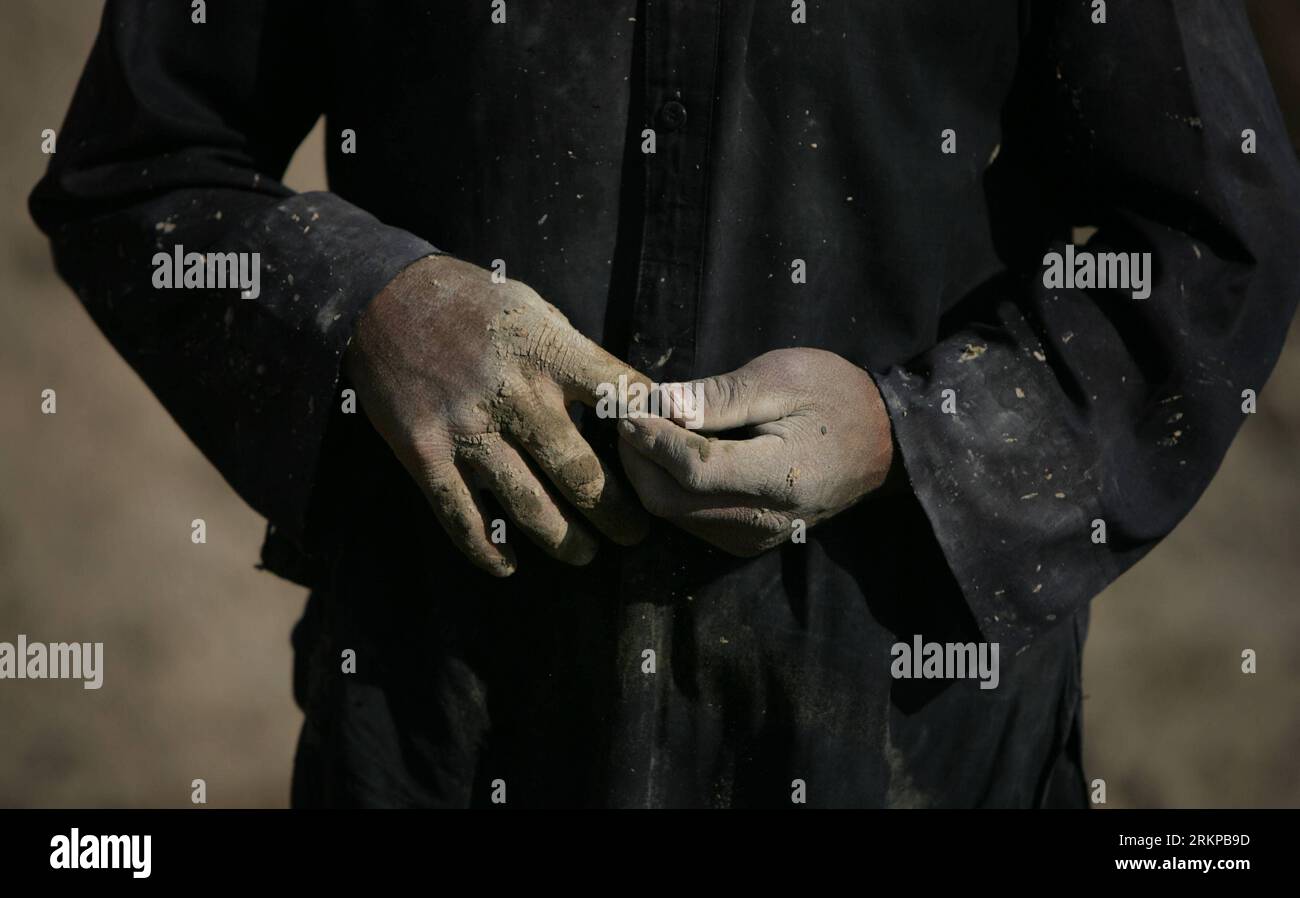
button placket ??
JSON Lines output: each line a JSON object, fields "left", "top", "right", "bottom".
{"left": 611, "top": 0, "right": 724, "bottom": 810}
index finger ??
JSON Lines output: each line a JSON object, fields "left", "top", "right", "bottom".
{"left": 618, "top": 414, "right": 795, "bottom": 505}
{"left": 550, "top": 331, "right": 656, "bottom": 409}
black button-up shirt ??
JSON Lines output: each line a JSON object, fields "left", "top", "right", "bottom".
{"left": 31, "top": 0, "right": 1300, "bottom": 807}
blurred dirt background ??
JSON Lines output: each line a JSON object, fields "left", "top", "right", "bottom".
{"left": 1, "top": 1, "right": 1296, "bottom": 808}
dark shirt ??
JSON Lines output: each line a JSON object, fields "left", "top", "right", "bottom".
{"left": 31, "top": 0, "right": 1300, "bottom": 807}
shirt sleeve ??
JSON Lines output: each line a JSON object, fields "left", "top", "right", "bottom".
{"left": 873, "top": 0, "right": 1300, "bottom": 653}
{"left": 28, "top": 0, "right": 437, "bottom": 547}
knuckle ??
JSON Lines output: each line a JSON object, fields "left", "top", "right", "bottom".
{"left": 406, "top": 430, "right": 453, "bottom": 467}
{"left": 679, "top": 458, "right": 710, "bottom": 492}
{"left": 451, "top": 432, "right": 497, "bottom": 466}
{"left": 412, "top": 454, "right": 457, "bottom": 497}
{"left": 701, "top": 376, "right": 731, "bottom": 411}
{"left": 507, "top": 486, "right": 550, "bottom": 528}
{"left": 501, "top": 278, "right": 541, "bottom": 304}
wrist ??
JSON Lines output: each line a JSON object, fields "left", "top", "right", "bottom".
{"left": 861, "top": 368, "right": 897, "bottom": 494}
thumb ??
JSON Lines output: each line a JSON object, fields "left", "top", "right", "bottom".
{"left": 671, "top": 353, "right": 792, "bottom": 431}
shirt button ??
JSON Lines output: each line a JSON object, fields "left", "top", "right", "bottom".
{"left": 657, "top": 99, "right": 688, "bottom": 131}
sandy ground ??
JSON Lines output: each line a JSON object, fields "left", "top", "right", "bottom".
{"left": 1, "top": 1, "right": 1296, "bottom": 808}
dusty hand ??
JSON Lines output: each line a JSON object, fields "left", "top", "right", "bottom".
{"left": 617, "top": 348, "right": 894, "bottom": 556}
{"left": 347, "top": 254, "right": 650, "bottom": 575}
